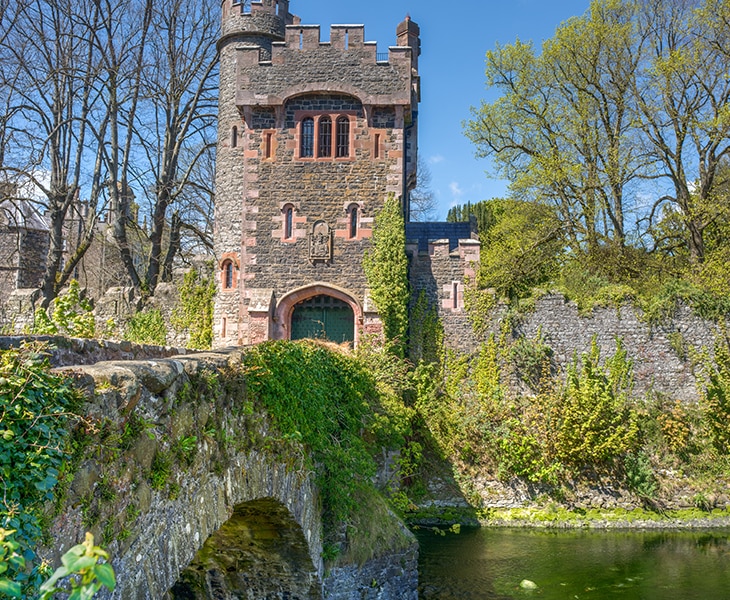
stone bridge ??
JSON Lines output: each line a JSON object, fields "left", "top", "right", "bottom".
{"left": 37, "top": 344, "right": 417, "bottom": 600}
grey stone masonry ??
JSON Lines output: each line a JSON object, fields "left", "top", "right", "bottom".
{"left": 214, "top": 0, "right": 421, "bottom": 347}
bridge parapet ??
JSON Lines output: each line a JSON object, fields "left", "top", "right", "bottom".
{"left": 49, "top": 348, "right": 324, "bottom": 599}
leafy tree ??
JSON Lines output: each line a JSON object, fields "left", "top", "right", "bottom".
{"left": 363, "top": 194, "right": 410, "bottom": 357}
{"left": 477, "top": 199, "right": 563, "bottom": 299}
{"left": 465, "top": 0, "right": 645, "bottom": 257}
{"left": 171, "top": 267, "right": 215, "bottom": 349}
{"left": 633, "top": 0, "right": 730, "bottom": 264}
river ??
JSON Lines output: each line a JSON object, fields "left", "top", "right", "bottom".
{"left": 415, "top": 526, "right": 730, "bottom": 599}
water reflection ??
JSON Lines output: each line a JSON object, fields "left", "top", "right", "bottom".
{"left": 415, "top": 527, "right": 730, "bottom": 599}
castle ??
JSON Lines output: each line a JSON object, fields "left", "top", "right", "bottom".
{"left": 213, "top": 0, "right": 479, "bottom": 349}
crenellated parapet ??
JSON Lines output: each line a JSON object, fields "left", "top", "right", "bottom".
{"left": 233, "top": 22, "right": 419, "bottom": 116}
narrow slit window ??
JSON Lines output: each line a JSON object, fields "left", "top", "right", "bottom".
{"left": 299, "top": 30, "right": 304, "bottom": 50}
{"left": 318, "top": 116, "right": 332, "bottom": 157}
{"left": 224, "top": 262, "right": 234, "bottom": 289}
{"left": 453, "top": 283, "right": 459, "bottom": 309}
{"left": 264, "top": 132, "right": 273, "bottom": 159}
{"left": 284, "top": 206, "right": 294, "bottom": 239}
{"left": 373, "top": 133, "right": 381, "bottom": 159}
{"left": 336, "top": 116, "right": 350, "bottom": 157}
{"left": 300, "top": 117, "right": 314, "bottom": 157}
{"left": 231, "top": 126, "right": 238, "bottom": 148}
{"left": 221, "top": 317, "right": 227, "bottom": 338}
{"left": 345, "top": 30, "right": 349, "bottom": 49}
{"left": 275, "top": 1, "right": 280, "bottom": 16}
{"left": 349, "top": 205, "right": 358, "bottom": 239}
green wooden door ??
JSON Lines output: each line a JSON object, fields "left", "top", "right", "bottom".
{"left": 290, "top": 295, "right": 355, "bottom": 344}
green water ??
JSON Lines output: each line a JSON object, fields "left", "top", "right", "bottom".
{"left": 415, "top": 527, "right": 730, "bottom": 599}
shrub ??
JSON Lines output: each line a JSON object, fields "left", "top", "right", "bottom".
{"left": 124, "top": 309, "right": 167, "bottom": 346}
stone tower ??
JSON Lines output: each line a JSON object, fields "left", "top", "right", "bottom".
{"left": 214, "top": 0, "right": 421, "bottom": 347}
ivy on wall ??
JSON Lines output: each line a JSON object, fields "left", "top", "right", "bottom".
{"left": 171, "top": 267, "right": 215, "bottom": 350}
{"left": 363, "top": 194, "right": 410, "bottom": 358}
{"left": 0, "top": 344, "right": 82, "bottom": 594}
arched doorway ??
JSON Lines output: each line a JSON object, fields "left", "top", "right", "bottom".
{"left": 291, "top": 294, "right": 355, "bottom": 344}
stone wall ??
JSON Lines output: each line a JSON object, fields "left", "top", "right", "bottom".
{"left": 407, "top": 231, "right": 481, "bottom": 355}
{"left": 0, "top": 335, "right": 188, "bottom": 367}
{"left": 514, "top": 294, "right": 717, "bottom": 402}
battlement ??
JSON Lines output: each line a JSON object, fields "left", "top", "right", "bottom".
{"left": 253, "top": 24, "right": 413, "bottom": 66}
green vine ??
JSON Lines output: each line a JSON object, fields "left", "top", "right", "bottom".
{"left": 124, "top": 309, "right": 167, "bottom": 346}
{"left": 363, "top": 194, "right": 410, "bottom": 358}
{"left": 0, "top": 344, "right": 82, "bottom": 593}
{"left": 32, "top": 281, "right": 95, "bottom": 339}
{"left": 171, "top": 266, "right": 215, "bottom": 350}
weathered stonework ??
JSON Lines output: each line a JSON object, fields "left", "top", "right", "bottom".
{"left": 46, "top": 347, "right": 418, "bottom": 599}
{"left": 406, "top": 221, "right": 481, "bottom": 354}
{"left": 213, "top": 0, "right": 421, "bottom": 348}
{"left": 514, "top": 294, "right": 717, "bottom": 402}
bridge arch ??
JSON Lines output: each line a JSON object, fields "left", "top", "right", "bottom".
{"left": 169, "top": 498, "right": 319, "bottom": 599}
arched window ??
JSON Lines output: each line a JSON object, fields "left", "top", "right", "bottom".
{"left": 349, "top": 205, "right": 358, "bottom": 239}
{"left": 284, "top": 205, "right": 294, "bottom": 239}
{"left": 223, "top": 261, "right": 234, "bottom": 289}
{"left": 336, "top": 116, "right": 350, "bottom": 157}
{"left": 318, "top": 116, "right": 332, "bottom": 157}
{"left": 300, "top": 117, "right": 314, "bottom": 157}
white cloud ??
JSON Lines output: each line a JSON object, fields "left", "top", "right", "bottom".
{"left": 428, "top": 154, "right": 445, "bottom": 165}
{"left": 449, "top": 181, "right": 464, "bottom": 200}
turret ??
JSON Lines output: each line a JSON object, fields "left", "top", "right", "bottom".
{"left": 396, "top": 15, "right": 421, "bottom": 71}
{"left": 220, "top": 0, "right": 295, "bottom": 59}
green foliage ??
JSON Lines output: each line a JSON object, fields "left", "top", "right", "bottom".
{"left": 446, "top": 200, "right": 497, "bottom": 235}
{"left": 124, "top": 309, "right": 167, "bottom": 346}
{"left": 408, "top": 291, "right": 444, "bottom": 366}
{"left": 0, "top": 529, "right": 23, "bottom": 598}
{"left": 698, "top": 326, "right": 730, "bottom": 454}
{"left": 243, "top": 341, "right": 379, "bottom": 529}
{"left": 0, "top": 344, "right": 81, "bottom": 592}
{"left": 557, "top": 339, "right": 639, "bottom": 466}
{"left": 623, "top": 452, "right": 658, "bottom": 500}
{"left": 363, "top": 194, "right": 410, "bottom": 357}
{"left": 476, "top": 199, "right": 563, "bottom": 300}
{"left": 171, "top": 267, "right": 215, "bottom": 350}
{"left": 39, "top": 532, "right": 115, "bottom": 600}
{"left": 32, "top": 281, "right": 95, "bottom": 338}
{"left": 463, "top": 284, "right": 497, "bottom": 338}
{"left": 509, "top": 329, "right": 554, "bottom": 390}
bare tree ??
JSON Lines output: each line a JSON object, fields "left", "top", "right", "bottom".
{"left": 112, "top": 0, "right": 219, "bottom": 296}
{"left": 0, "top": 0, "right": 114, "bottom": 307}
{"left": 409, "top": 157, "right": 437, "bottom": 222}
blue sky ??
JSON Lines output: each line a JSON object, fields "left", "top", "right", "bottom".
{"left": 297, "top": 0, "right": 591, "bottom": 219}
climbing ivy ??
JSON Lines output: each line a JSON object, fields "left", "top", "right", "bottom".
{"left": 171, "top": 267, "right": 215, "bottom": 350}
{"left": 124, "top": 309, "right": 167, "bottom": 346}
{"left": 0, "top": 344, "right": 82, "bottom": 594}
{"left": 363, "top": 194, "right": 410, "bottom": 358}
{"left": 243, "top": 341, "right": 378, "bottom": 530}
